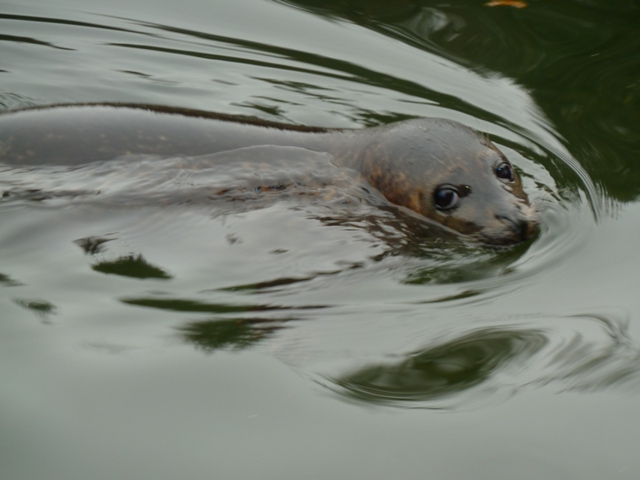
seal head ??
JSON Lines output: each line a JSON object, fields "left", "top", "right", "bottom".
{"left": 348, "top": 118, "right": 537, "bottom": 245}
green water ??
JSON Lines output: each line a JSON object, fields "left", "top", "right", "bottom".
{"left": 2, "top": 0, "right": 640, "bottom": 479}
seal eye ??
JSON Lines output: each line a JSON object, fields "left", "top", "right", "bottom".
{"left": 496, "top": 162, "right": 514, "bottom": 182}
{"left": 434, "top": 186, "right": 459, "bottom": 210}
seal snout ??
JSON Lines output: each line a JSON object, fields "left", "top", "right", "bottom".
{"left": 497, "top": 215, "right": 534, "bottom": 241}
{"left": 494, "top": 204, "right": 538, "bottom": 243}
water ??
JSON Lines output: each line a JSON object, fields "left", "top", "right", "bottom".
{"left": 2, "top": 0, "right": 640, "bottom": 478}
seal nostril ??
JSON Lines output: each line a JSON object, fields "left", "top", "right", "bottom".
{"left": 516, "top": 219, "right": 530, "bottom": 239}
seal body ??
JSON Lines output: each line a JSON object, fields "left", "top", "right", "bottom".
{"left": 0, "top": 103, "right": 536, "bottom": 244}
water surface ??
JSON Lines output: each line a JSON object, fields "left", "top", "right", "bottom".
{"left": 2, "top": 0, "right": 640, "bottom": 478}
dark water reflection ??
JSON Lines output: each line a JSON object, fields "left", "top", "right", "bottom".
{"left": 13, "top": 298, "right": 57, "bottom": 319}
{"left": 74, "top": 235, "right": 115, "bottom": 255}
{"left": 0, "top": 273, "right": 23, "bottom": 286}
{"left": 92, "top": 254, "right": 173, "bottom": 279}
{"left": 328, "top": 328, "right": 547, "bottom": 407}
{"left": 321, "top": 311, "right": 640, "bottom": 408}
{"left": 121, "top": 296, "right": 327, "bottom": 313}
{"left": 178, "top": 317, "right": 291, "bottom": 352}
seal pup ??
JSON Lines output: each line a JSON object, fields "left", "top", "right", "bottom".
{"left": 0, "top": 103, "right": 537, "bottom": 245}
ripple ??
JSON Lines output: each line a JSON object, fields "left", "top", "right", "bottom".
{"left": 120, "top": 295, "right": 327, "bottom": 314}
{"left": 325, "top": 328, "right": 547, "bottom": 408}
{"left": 317, "top": 310, "right": 640, "bottom": 409}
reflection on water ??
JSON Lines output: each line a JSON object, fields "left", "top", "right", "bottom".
{"left": 319, "top": 311, "right": 640, "bottom": 409}
{"left": 91, "top": 254, "right": 173, "bottom": 280}
{"left": 121, "top": 296, "right": 327, "bottom": 313}
{"left": 402, "top": 237, "right": 535, "bottom": 284}
{"left": 327, "top": 328, "right": 547, "bottom": 408}
{"left": 74, "top": 235, "right": 115, "bottom": 255}
{"left": 0, "top": 273, "right": 23, "bottom": 286}
{"left": 178, "top": 317, "right": 291, "bottom": 352}
{"left": 13, "top": 298, "right": 57, "bottom": 321}
{"left": 547, "top": 312, "right": 640, "bottom": 392}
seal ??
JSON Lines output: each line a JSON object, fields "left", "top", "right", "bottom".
{"left": 0, "top": 103, "right": 537, "bottom": 244}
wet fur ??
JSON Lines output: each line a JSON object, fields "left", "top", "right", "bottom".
{"left": 0, "top": 103, "right": 537, "bottom": 244}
